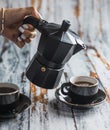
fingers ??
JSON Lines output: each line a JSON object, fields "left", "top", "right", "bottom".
{"left": 17, "top": 6, "right": 43, "bottom": 48}
{"left": 16, "top": 37, "right": 33, "bottom": 48}
{"left": 17, "top": 24, "right": 37, "bottom": 46}
{"left": 16, "top": 37, "right": 25, "bottom": 48}
{"left": 26, "top": 7, "right": 43, "bottom": 19}
{"left": 22, "top": 24, "right": 34, "bottom": 31}
{"left": 17, "top": 35, "right": 33, "bottom": 48}
{"left": 20, "top": 31, "right": 36, "bottom": 39}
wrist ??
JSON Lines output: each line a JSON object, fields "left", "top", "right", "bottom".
{"left": 0, "top": 8, "right": 2, "bottom": 35}
{"left": 0, "top": 8, "right": 5, "bottom": 36}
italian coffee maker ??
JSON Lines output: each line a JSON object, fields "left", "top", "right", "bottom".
{"left": 23, "top": 16, "right": 86, "bottom": 89}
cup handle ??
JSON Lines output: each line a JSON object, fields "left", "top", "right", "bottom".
{"left": 61, "top": 82, "right": 71, "bottom": 95}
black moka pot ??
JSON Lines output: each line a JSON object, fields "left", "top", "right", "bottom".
{"left": 23, "top": 16, "right": 86, "bottom": 89}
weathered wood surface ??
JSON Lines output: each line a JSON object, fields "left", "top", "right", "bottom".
{"left": 0, "top": 0, "right": 110, "bottom": 130}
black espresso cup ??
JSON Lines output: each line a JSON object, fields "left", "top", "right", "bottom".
{"left": 0, "top": 83, "right": 20, "bottom": 106}
{"left": 61, "top": 76, "right": 99, "bottom": 104}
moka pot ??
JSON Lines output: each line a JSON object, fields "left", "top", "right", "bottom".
{"left": 23, "top": 16, "right": 86, "bottom": 89}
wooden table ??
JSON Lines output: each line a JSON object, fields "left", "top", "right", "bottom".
{"left": 0, "top": 0, "right": 110, "bottom": 130}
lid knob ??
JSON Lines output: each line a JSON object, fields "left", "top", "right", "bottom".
{"left": 60, "top": 20, "right": 71, "bottom": 32}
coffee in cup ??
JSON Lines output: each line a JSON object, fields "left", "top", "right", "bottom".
{"left": 61, "top": 76, "right": 99, "bottom": 104}
{"left": 0, "top": 83, "right": 20, "bottom": 106}
{"left": 74, "top": 81, "right": 94, "bottom": 87}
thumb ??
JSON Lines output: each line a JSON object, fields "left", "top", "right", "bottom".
{"left": 5, "top": 7, "right": 42, "bottom": 25}
{"left": 25, "top": 7, "right": 43, "bottom": 19}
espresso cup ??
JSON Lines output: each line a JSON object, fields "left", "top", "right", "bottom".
{"left": 0, "top": 83, "right": 20, "bottom": 106}
{"left": 61, "top": 76, "right": 99, "bottom": 104}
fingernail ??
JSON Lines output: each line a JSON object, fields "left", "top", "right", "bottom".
{"left": 22, "top": 24, "right": 28, "bottom": 29}
{"left": 17, "top": 37, "right": 22, "bottom": 42}
{"left": 18, "top": 27, "right": 25, "bottom": 33}
{"left": 21, "top": 34, "right": 26, "bottom": 40}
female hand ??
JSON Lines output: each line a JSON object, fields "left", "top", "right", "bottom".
{"left": 0, "top": 7, "right": 42, "bottom": 48}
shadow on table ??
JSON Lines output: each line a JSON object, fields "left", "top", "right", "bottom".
{"left": 48, "top": 99, "right": 97, "bottom": 118}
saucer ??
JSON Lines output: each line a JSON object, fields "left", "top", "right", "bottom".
{"left": 55, "top": 88, "right": 106, "bottom": 109}
{"left": 0, "top": 94, "right": 31, "bottom": 120}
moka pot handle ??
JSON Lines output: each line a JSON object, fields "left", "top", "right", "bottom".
{"left": 23, "top": 16, "right": 47, "bottom": 33}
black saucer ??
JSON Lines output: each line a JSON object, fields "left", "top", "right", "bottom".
{"left": 0, "top": 94, "right": 31, "bottom": 120}
{"left": 55, "top": 88, "right": 106, "bottom": 109}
